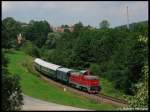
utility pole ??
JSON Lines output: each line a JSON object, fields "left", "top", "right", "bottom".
{"left": 126, "top": 6, "right": 130, "bottom": 29}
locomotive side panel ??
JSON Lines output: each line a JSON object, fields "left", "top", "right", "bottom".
{"left": 69, "top": 73, "right": 100, "bottom": 93}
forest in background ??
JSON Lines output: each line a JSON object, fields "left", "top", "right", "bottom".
{"left": 2, "top": 17, "right": 148, "bottom": 108}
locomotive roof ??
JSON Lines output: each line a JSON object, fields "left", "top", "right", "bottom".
{"left": 79, "top": 70, "right": 87, "bottom": 74}
{"left": 84, "top": 75, "right": 99, "bottom": 80}
{"left": 57, "top": 67, "right": 72, "bottom": 73}
{"left": 70, "top": 70, "right": 83, "bottom": 75}
{"left": 34, "top": 58, "right": 61, "bottom": 71}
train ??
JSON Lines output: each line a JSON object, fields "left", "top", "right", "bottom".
{"left": 34, "top": 58, "right": 101, "bottom": 94}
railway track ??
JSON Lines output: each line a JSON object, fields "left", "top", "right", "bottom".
{"left": 29, "top": 63, "right": 128, "bottom": 107}
{"left": 98, "top": 93, "right": 128, "bottom": 105}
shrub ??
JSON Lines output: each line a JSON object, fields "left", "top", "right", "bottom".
{"left": 21, "top": 41, "right": 40, "bottom": 57}
{"left": 90, "top": 63, "right": 101, "bottom": 76}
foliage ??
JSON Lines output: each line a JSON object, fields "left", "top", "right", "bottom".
{"left": 2, "top": 17, "right": 22, "bottom": 48}
{"left": 2, "top": 71, "right": 23, "bottom": 111}
{"left": 2, "top": 50, "right": 9, "bottom": 67}
{"left": 23, "top": 20, "right": 52, "bottom": 48}
{"left": 21, "top": 40, "right": 40, "bottom": 57}
{"left": 115, "top": 21, "right": 148, "bottom": 37}
{"left": 90, "top": 63, "right": 101, "bottom": 76}
{"left": 125, "top": 33, "right": 148, "bottom": 108}
{"left": 99, "top": 20, "right": 110, "bottom": 29}
{"left": 41, "top": 26, "right": 148, "bottom": 95}
{"left": 100, "top": 77, "right": 125, "bottom": 99}
{"left": 2, "top": 25, "right": 11, "bottom": 48}
{"left": 40, "top": 23, "right": 148, "bottom": 96}
{"left": 126, "top": 64, "right": 148, "bottom": 108}
{"left": 43, "top": 32, "right": 61, "bottom": 49}
{"left": 74, "top": 22, "right": 84, "bottom": 32}
{"left": 2, "top": 51, "right": 23, "bottom": 111}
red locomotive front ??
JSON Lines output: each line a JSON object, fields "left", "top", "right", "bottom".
{"left": 69, "top": 70, "right": 101, "bottom": 94}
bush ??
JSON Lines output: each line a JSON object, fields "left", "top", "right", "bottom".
{"left": 2, "top": 52, "right": 23, "bottom": 111}
{"left": 2, "top": 71, "right": 23, "bottom": 111}
{"left": 90, "top": 63, "right": 101, "bottom": 76}
{"left": 21, "top": 41, "right": 40, "bottom": 57}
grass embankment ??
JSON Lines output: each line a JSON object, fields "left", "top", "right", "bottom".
{"left": 6, "top": 50, "right": 119, "bottom": 110}
{"left": 100, "top": 78, "right": 125, "bottom": 99}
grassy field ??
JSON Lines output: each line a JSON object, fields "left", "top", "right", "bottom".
{"left": 6, "top": 50, "right": 122, "bottom": 110}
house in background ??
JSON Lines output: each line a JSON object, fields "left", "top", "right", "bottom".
{"left": 53, "top": 25, "right": 74, "bottom": 33}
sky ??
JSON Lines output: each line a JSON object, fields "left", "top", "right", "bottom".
{"left": 2, "top": 1, "right": 148, "bottom": 28}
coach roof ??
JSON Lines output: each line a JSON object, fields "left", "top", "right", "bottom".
{"left": 57, "top": 67, "right": 72, "bottom": 73}
{"left": 34, "top": 58, "right": 61, "bottom": 71}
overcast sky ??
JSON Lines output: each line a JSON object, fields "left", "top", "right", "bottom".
{"left": 2, "top": 1, "right": 148, "bottom": 28}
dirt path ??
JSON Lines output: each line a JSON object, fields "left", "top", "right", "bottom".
{"left": 22, "top": 95, "right": 90, "bottom": 111}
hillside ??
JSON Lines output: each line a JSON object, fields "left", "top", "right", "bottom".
{"left": 115, "top": 20, "right": 148, "bottom": 30}
{"left": 6, "top": 50, "right": 118, "bottom": 110}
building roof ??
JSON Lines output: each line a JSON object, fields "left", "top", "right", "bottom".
{"left": 34, "top": 58, "right": 61, "bottom": 71}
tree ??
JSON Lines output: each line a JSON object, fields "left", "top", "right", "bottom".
{"left": 64, "top": 28, "right": 70, "bottom": 33}
{"left": 24, "top": 20, "right": 52, "bottom": 48}
{"left": 126, "top": 34, "right": 148, "bottom": 107}
{"left": 90, "top": 63, "right": 101, "bottom": 76}
{"left": 99, "top": 20, "right": 110, "bottom": 29}
{"left": 2, "top": 25, "right": 11, "bottom": 48}
{"left": 2, "top": 52, "right": 23, "bottom": 111}
{"left": 84, "top": 25, "right": 93, "bottom": 30}
{"left": 74, "top": 22, "right": 84, "bottom": 32}
{"left": 73, "top": 31, "right": 93, "bottom": 62}
{"left": 126, "top": 64, "right": 148, "bottom": 109}
{"left": 44, "top": 32, "right": 61, "bottom": 49}
{"left": 61, "top": 24, "right": 69, "bottom": 28}
{"left": 2, "top": 17, "right": 22, "bottom": 48}
{"left": 2, "top": 71, "right": 23, "bottom": 111}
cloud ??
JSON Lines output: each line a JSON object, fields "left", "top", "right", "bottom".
{"left": 2, "top": 1, "right": 148, "bottom": 27}
{"left": 2, "top": 1, "right": 13, "bottom": 12}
